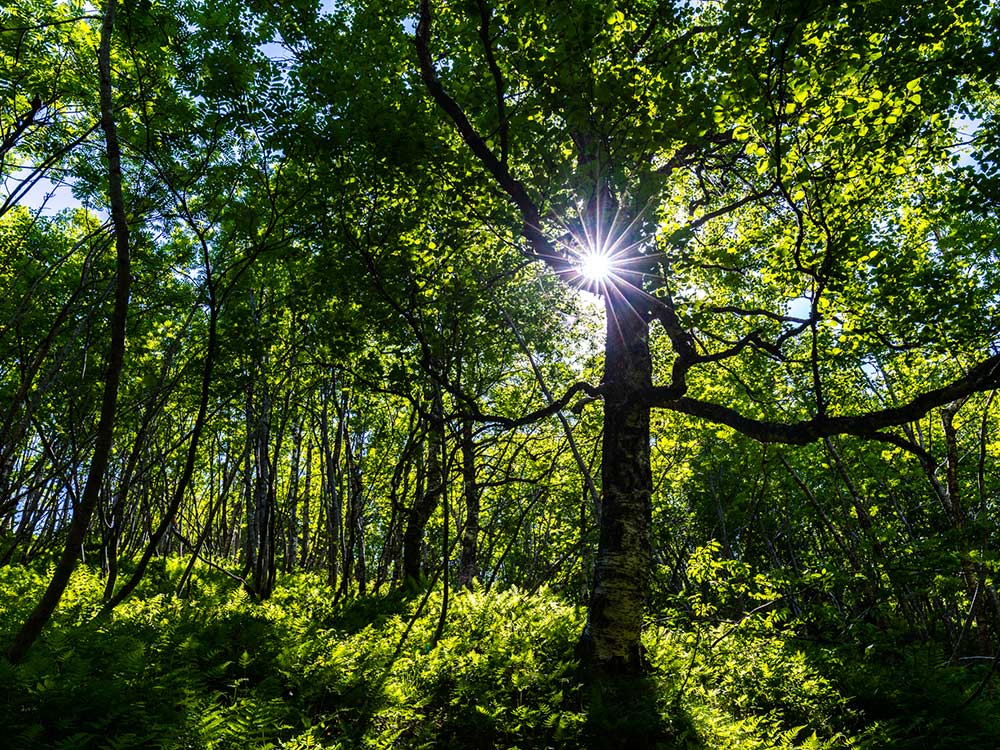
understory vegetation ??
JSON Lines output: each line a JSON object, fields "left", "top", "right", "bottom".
{"left": 4, "top": 0, "right": 1000, "bottom": 747}
{"left": 2, "top": 558, "right": 998, "bottom": 750}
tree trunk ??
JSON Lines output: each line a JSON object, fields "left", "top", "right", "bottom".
{"left": 101, "top": 390, "right": 163, "bottom": 601}
{"left": 940, "top": 403, "right": 998, "bottom": 656}
{"left": 101, "top": 303, "right": 219, "bottom": 614}
{"left": 242, "top": 383, "right": 257, "bottom": 572}
{"left": 576, "top": 289, "right": 653, "bottom": 674}
{"left": 458, "top": 417, "right": 479, "bottom": 588}
{"left": 403, "top": 390, "right": 444, "bottom": 583}
{"left": 340, "top": 400, "right": 365, "bottom": 598}
{"left": 377, "top": 409, "right": 418, "bottom": 589}
{"left": 349, "top": 438, "right": 366, "bottom": 596}
{"left": 301, "top": 436, "right": 312, "bottom": 567}
{"left": 286, "top": 418, "right": 302, "bottom": 574}
{"left": 320, "top": 390, "right": 343, "bottom": 588}
{"left": 6, "top": 0, "right": 130, "bottom": 663}
{"left": 251, "top": 387, "right": 276, "bottom": 599}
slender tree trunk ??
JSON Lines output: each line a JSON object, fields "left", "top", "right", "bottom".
{"left": 499, "top": 305, "right": 601, "bottom": 520}
{"left": 6, "top": 0, "right": 130, "bottom": 663}
{"left": 347, "top": 435, "right": 366, "bottom": 596}
{"left": 251, "top": 388, "right": 275, "bottom": 599}
{"left": 101, "top": 304, "right": 219, "bottom": 614}
{"left": 403, "top": 390, "right": 444, "bottom": 583}
{"left": 102, "top": 391, "right": 163, "bottom": 600}
{"left": 176, "top": 446, "right": 240, "bottom": 595}
{"left": 940, "top": 402, "right": 998, "bottom": 655}
{"left": 301, "top": 436, "right": 312, "bottom": 567}
{"left": 432, "top": 436, "right": 449, "bottom": 646}
{"left": 286, "top": 418, "right": 302, "bottom": 573}
{"left": 242, "top": 383, "right": 257, "bottom": 572}
{"left": 779, "top": 454, "right": 863, "bottom": 575}
{"left": 337, "top": 394, "right": 359, "bottom": 598}
{"left": 320, "top": 389, "right": 343, "bottom": 588}
{"left": 377, "top": 409, "right": 419, "bottom": 589}
{"left": 458, "top": 417, "right": 479, "bottom": 588}
{"left": 176, "top": 489, "right": 219, "bottom": 597}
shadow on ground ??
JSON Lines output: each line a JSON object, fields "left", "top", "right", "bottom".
{"left": 582, "top": 669, "right": 703, "bottom": 750}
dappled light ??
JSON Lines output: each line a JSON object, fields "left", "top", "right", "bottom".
{"left": 3, "top": 0, "right": 1000, "bottom": 747}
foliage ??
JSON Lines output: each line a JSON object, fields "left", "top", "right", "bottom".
{"left": 3, "top": 0, "right": 1000, "bottom": 746}
{"left": 1, "top": 562, "right": 999, "bottom": 748}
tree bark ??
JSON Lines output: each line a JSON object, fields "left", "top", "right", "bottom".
{"left": 251, "top": 386, "right": 276, "bottom": 599}
{"left": 6, "top": 0, "right": 130, "bottom": 663}
{"left": 320, "top": 388, "right": 343, "bottom": 588}
{"left": 403, "top": 390, "right": 444, "bottom": 583}
{"left": 458, "top": 417, "right": 480, "bottom": 588}
{"left": 286, "top": 417, "right": 303, "bottom": 573}
{"left": 340, "top": 400, "right": 366, "bottom": 598}
{"left": 301, "top": 436, "right": 312, "bottom": 567}
{"left": 577, "top": 287, "right": 653, "bottom": 673}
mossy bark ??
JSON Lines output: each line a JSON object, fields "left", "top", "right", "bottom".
{"left": 578, "top": 290, "right": 653, "bottom": 674}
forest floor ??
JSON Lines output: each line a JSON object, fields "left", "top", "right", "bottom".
{"left": 1, "top": 559, "right": 998, "bottom": 749}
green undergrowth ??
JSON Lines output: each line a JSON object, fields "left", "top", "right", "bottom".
{"left": 0, "top": 560, "right": 998, "bottom": 749}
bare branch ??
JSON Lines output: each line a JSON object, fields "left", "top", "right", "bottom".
{"left": 466, "top": 381, "right": 604, "bottom": 429}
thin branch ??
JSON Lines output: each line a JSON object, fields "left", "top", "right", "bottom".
{"left": 415, "top": 0, "right": 572, "bottom": 276}
{"left": 467, "top": 381, "right": 604, "bottom": 429}
{"left": 475, "top": 0, "right": 508, "bottom": 168}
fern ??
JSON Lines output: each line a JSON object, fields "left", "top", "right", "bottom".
{"left": 4, "top": 563, "right": 1000, "bottom": 749}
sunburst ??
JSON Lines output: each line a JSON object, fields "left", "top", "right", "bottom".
{"left": 578, "top": 250, "right": 613, "bottom": 281}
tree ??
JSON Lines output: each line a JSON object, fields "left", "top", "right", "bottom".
{"left": 2, "top": 0, "right": 998, "bottom": 684}
{"left": 0, "top": 0, "right": 102, "bottom": 218}
{"left": 6, "top": 0, "right": 131, "bottom": 663}
{"left": 400, "top": 0, "right": 1000, "bottom": 672}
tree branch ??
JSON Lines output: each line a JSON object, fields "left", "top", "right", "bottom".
{"left": 474, "top": 0, "right": 508, "bottom": 168}
{"left": 649, "top": 353, "right": 1000, "bottom": 445}
{"left": 465, "top": 381, "right": 603, "bottom": 429}
{"left": 414, "top": 0, "right": 573, "bottom": 276}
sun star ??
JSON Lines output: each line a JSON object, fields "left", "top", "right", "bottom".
{"left": 579, "top": 251, "right": 612, "bottom": 281}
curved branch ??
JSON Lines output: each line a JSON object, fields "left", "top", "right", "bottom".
{"left": 415, "top": 0, "right": 573, "bottom": 276}
{"left": 649, "top": 352, "right": 1000, "bottom": 445}
{"left": 474, "top": 0, "right": 508, "bottom": 168}
{"left": 467, "top": 381, "right": 603, "bottom": 429}
{"left": 703, "top": 305, "right": 810, "bottom": 324}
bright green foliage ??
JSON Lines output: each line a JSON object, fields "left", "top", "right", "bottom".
{"left": 2, "top": 560, "right": 1000, "bottom": 749}
{"left": 276, "top": 584, "right": 585, "bottom": 748}
{"left": 2, "top": 0, "right": 1000, "bottom": 745}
